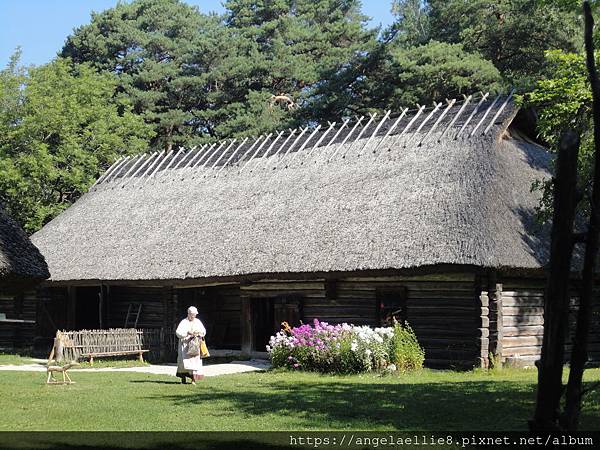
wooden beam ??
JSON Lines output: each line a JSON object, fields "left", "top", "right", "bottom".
{"left": 325, "top": 279, "right": 337, "bottom": 302}
{"left": 373, "top": 108, "right": 408, "bottom": 154}
{"left": 98, "top": 287, "right": 103, "bottom": 329}
{"left": 455, "top": 92, "right": 489, "bottom": 138}
{"left": 240, "top": 296, "right": 253, "bottom": 357}
{"left": 67, "top": 286, "right": 76, "bottom": 330}
{"left": 420, "top": 99, "right": 456, "bottom": 146}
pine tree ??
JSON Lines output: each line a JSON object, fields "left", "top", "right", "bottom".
{"left": 62, "top": 0, "right": 223, "bottom": 150}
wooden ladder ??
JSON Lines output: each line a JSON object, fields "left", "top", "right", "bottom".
{"left": 124, "top": 303, "right": 142, "bottom": 328}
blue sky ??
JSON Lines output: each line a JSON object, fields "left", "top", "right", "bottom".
{"left": 0, "top": 1, "right": 395, "bottom": 67}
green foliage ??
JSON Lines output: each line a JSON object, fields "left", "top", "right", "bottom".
{"left": 62, "top": 0, "right": 222, "bottom": 150}
{"left": 391, "top": 0, "right": 431, "bottom": 47}
{"left": 388, "top": 322, "right": 425, "bottom": 372}
{"left": 315, "top": 0, "right": 581, "bottom": 115}
{"left": 211, "top": 0, "right": 376, "bottom": 136}
{"left": 0, "top": 56, "right": 153, "bottom": 233}
{"left": 521, "top": 51, "right": 592, "bottom": 147}
{"left": 427, "top": 0, "right": 582, "bottom": 87}
{"left": 62, "top": 0, "right": 377, "bottom": 144}
{"left": 520, "top": 50, "right": 595, "bottom": 221}
{"left": 537, "top": 0, "right": 599, "bottom": 12}
{"left": 383, "top": 41, "right": 503, "bottom": 107}
{"left": 313, "top": 41, "right": 502, "bottom": 117}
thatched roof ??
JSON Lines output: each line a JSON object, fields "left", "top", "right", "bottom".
{"left": 0, "top": 206, "right": 49, "bottom": 291}
{"left": 32, "top": 93, "right": 553, "bottom": 283}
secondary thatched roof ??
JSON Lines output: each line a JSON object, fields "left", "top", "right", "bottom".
{"left": 0, "top": 206, "right": 49, "bottom": 291}
{"left": 32, "top": 93, "right": 553, "bottom": 282}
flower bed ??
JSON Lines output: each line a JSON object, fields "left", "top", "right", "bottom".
{"left": 267, "top": 318, "right": 424, "bottom": 374}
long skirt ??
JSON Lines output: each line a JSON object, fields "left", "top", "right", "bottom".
{"left": 177, "top": 339, "right": 203, "bottom": 379}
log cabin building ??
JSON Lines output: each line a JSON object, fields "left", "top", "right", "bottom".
{"left": 27, "top": 92, "right": 600, "bottom": 368}
{"left": 0, "top": 206, "right": 49, "bottom": 349}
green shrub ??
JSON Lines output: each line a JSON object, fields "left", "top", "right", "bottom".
{"left": 388, "top": 321, "right": 425, "bottom": 372}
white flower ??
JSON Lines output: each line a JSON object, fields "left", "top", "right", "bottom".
{"left": 351, "top": 341, "right": 358, "bottom": 352}
{"left": 375, "top": 327, "right": 394, "bottom": 338}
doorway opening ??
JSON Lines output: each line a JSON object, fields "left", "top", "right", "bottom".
{"left": 74, "top": 286, "right": 102, "bottom": 330}
{"left": 252, "top": 296, "right": 303, "bottom": 352}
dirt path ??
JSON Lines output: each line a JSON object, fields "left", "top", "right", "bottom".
{"left": 0, "top": 359, "right": 271, "bottom": 377}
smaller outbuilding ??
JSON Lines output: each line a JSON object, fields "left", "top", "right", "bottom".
{"left": 0, "top": 206, "right": 49, "bottom": 350}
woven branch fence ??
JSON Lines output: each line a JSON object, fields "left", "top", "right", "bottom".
{"left": 53, "top": 328, "right": 178, "bottom": 362}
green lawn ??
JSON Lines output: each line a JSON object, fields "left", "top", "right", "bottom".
{"left": 0, "top": 352, "right": 152, "bottom": 368}
{"left": 0, "top": 352, "right": 39, "bottom": 365}
{"left": 0, "top": 367, "right": 599, "bottom": 432}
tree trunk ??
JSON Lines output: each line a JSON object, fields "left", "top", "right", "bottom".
{"left": 530, "top": 129, "right": 580, "bottom": 432}
{"left": 561, "top": 1, "right": 600, "bottom": 431}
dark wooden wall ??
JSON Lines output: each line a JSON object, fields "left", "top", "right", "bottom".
{"left": 107, "top": 286, "right": 168, "bottom": 329}
{"left": 333, "top": 274, "right": 481, "bottom": 369}
{"left": 34, "top": 272, "right": 486, "bottom": 367}
{"left": 237, "top": 274, "right": 481, "bottom": 368}
{"left": 0, "top": 291, "right": 37, "bottom": 350}
{"left": 495, "top": 277, "right": 600, "bottom": 367}
{"left": 29, "top": 271, "right": 600, "bottom": 368}
{"left": 176, "top": 285, "right": 241, "bottom": 350}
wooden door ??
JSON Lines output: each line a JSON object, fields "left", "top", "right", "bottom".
{"left": 251, "top": 295, "right": 304, "bottom": 352}
{"left": 252, "top": 297, "right": 275, "bottom": 352}
{"left": 273, "top": 296, "right": 303, "bottom": 329}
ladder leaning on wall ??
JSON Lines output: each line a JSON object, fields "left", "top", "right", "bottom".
{"left": 124, "top": 303, "right": 142, "bottom": 328}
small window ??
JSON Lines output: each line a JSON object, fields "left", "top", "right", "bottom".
{"left": 376, "top": 288, "right": 407, "bottom": 327}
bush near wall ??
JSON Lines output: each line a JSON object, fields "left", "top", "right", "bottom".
{"left": 267, "top": 318, "right": 424, "bottom": 374}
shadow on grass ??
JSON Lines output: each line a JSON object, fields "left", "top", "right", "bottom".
{"left": 141, "top": 378, "right": 600, "bottom": 431}
{"left": 146, "top": 379, "right": 537, "bottom": 431}
{"left": 3, "top": 436, "right": 289, "bottom": 450}
{"left": 129, "top": 380, "right": 181, "bottom": 385}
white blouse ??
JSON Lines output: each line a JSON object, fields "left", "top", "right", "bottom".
{"left": 175, "top": 317, "right": 206, "bottom": 340}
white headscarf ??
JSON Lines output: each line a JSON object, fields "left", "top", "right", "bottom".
{"left": 187, "top": 306, "right": 198, "bottom": 315}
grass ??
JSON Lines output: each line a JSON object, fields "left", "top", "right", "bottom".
{"left": 0, "top": 367, "right": 599, "bottom": 433}
{"left": 75, "top": 359, "right": 150, "bottom": 369}
{"left": 0, "top": 352, "right": 152, "bottom": 368}
{"left": 0, "top": 352, "right": 39, "bottom": 365}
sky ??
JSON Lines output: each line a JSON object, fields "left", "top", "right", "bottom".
{"left": 0, "top": 1, "right": 395, "bottom": 67}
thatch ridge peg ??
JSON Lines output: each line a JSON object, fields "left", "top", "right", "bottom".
{"left": 91, "top": 91, "right": 515, "bottom": 187}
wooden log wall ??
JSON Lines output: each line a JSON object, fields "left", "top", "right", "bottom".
{"left": 499, "top": 277, "right": 600, "bottom": 367}
{"left": 176, "top": 285, "right": 241, "bottom": 350}
{"left": 0, "top": 290, "right": 37, "bottom": 349}
{"left": 240, "top": 280, "right": 328, "bottom": 354}
{"left": 333, "top": 274, "right": 482, "bottom": 369}
{"left": 107, "top": 286, "right": 169, "bottom": 329}
{"left": 241, "top": 279, "right": 333, "bottom": 323}
{"left": 33, "top": 272, "right": 486, "bottom": 368}
{"left": 35, "top": 287, "right": 71, "bottom": 338}
{"left": 240, "top": 274, "right": 482, "bottom": 368}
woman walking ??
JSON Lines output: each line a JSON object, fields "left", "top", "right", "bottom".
{"left": 175, "top": 306, "right": 206, "bottom": 385}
